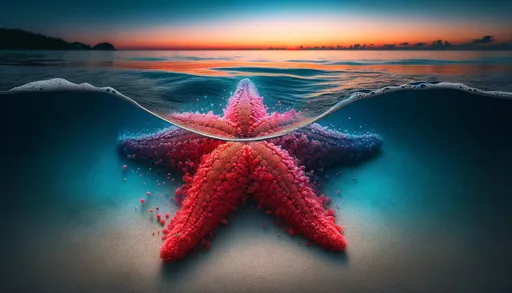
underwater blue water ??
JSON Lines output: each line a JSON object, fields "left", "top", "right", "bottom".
{"left": 0, "top": 50, "right": 511, "bottom": 293}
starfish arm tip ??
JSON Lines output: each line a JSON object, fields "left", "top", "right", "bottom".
{"left": 160, "top": 143, "right": 250, "bottom": 262}
{"left": 249, "top": 142, "right": 348, "bottom": 252}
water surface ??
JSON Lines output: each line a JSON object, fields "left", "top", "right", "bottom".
{"left": 2, "top": 50, "right": 512, "bottom": 140}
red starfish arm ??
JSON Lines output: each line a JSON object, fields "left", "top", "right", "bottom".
{"left": 167, "top": 111, "right": 238, "bottom": 138}
{"left": 248, "top": 110, "right": 305, "bottom": 137}
{"left": 249, "top": 142, "right": 347, "bottom": 251}
{"left": 270, "top": 123, "right": 382, "bottom": 171}
{"left": 160, "top": 142, "right": 251, "bottom": 261}
{"left": 119, "top": 126, "right": 224, "bottom": 173}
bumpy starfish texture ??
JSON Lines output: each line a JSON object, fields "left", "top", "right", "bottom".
{"left": 120, "top": 79, "right": 382, "bottom": 261}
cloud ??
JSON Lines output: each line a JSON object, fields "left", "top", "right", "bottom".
{"left": 399, "top": 42, "right": 409, "bottom": 46}
{"left": 471, "top": 36, "right": 494, "bottom": 44}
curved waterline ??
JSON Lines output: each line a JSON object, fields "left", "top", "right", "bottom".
{"left": 5, "top": 78, "right": 512, "bottom": 142}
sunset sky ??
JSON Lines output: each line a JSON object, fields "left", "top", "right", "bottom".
{"left": 1, "top": 0, "right": 511, "bottom": 49}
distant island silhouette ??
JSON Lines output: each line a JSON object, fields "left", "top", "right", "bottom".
{"left": 0, "top": 28, "right": 116, "bottom": 50}
{"left": 1, "top": 28, "right": 511, "bottom": 51}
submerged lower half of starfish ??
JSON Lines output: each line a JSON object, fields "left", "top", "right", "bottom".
{"left": 120, "top": 124, "right": 381, "bottom": 261}
{"left": 159, "top": 141, "right": 347, "bottom": 261}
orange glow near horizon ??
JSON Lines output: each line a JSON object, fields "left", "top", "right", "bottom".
{"left": 77, "top": 15, "right": 512, "bottom": 50}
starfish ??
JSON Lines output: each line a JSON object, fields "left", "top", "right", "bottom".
{"left": 119, "top": 79, "right": 382, "bottom": 261}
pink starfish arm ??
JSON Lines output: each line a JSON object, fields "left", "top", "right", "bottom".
{"left": 167, "top": 111, "right": 238, "bottom": 138}
{"left": 248, "top": 109, "right": 305, "bottom": 137}
{"left": 223, "top": 79, "right": 269, "bottom": 137}
{"left": 249, "top": 141, "right": 347, "bottom": 251}
{"left": 270, "top": 123, "right": 382, "bottom": 171}
{"left": 160, "top": 143, "right": 251, "bottom": 261}
{"left": 119, "top": 126, "right": 224, "bottom": 173}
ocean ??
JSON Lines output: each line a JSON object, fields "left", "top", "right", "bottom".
{"left": 0, "top": 50, "right": 511, "bottom": 293}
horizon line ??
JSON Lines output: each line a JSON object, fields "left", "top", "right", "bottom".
{"left": 3, "top": 27, "right": 512, "bottom": 51}
{"left": 114, "top": 48, "right": 512, "bottom": 51}
{"left": 2, "top": 48, "right": 511, "bottom": 51}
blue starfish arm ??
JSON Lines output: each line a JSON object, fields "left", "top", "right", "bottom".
{"left": 270, "top": 123, "right": 382, "bottom": 171}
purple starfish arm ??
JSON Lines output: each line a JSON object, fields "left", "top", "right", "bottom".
{"left": 119, "top": 126, "right": 224, "bottom": 173}
{"left": 270, "top": 123, "right": 382, "bottom": 171}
